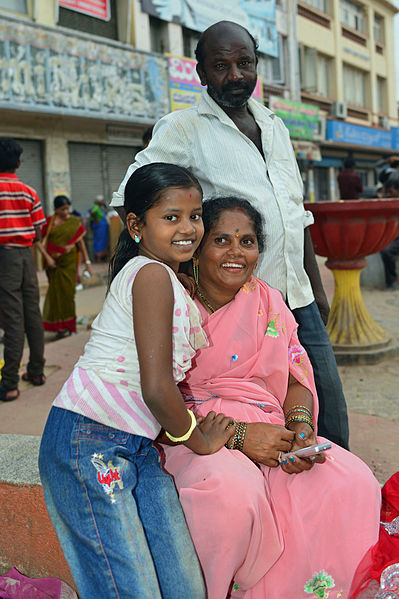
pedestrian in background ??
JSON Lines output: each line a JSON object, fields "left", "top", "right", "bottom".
{"left": 90, "top": 195, "right": 109, "bottom": 262}
{"left": 0, "top": 138, "right": 46, "bottom": 401}
{"left": 338, "top": 157, "right": 363, "bottom": 200}
{"left": 39, "top": 195, "right": 92, "bottom": 338}
{"left": 380, "top": 171, "right": 399, "bottom": 290}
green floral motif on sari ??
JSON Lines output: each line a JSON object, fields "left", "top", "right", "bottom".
{"left": 304, "top": 570, "right": 335, "bottom": 598}
{"left": 266, "top": 320, "right": 279, "bottom": 337}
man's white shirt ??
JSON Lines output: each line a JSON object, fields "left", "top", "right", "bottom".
{"left": 111, "top": 92, "right": 315, "bottom": 310}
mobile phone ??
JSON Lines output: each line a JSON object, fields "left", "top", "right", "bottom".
{"left": 281, "top": 441, "right": 331, "bottom": 460}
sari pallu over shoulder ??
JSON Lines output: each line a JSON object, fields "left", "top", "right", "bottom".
{"left": 180, "top": 276, "right": 319, "bottom": 426}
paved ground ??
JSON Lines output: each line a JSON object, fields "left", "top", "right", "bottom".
{"left": 1, "top": 261, "right": 398, "bottom": 485}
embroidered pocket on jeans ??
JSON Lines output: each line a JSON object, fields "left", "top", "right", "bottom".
{"left": 91, "top": 454, "right": 124, "bottom": 502}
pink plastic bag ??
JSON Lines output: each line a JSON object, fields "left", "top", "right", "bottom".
{"left": 0, "top": 567, "right": 77, "bottom": 599}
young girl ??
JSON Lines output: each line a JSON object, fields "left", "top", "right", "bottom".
{"left": 39, "top": 163, "right": 235, "bottom": 599}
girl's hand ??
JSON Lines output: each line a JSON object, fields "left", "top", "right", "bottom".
{"left": 192, "top": 411, "right": 235, "bottom": 454}
{"left": 280, "top": 423, "right": 326, "bottom": 474}
{"left": 242, "top": 422, "right": 295, "bottom": 467}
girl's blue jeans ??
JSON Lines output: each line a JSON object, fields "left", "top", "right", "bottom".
{"left": 39, "top": 407, "right": 206, "bottom": 599}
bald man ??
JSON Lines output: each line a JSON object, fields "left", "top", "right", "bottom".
{"left": 111, "top": 21, "right": 349, "bottom": 449}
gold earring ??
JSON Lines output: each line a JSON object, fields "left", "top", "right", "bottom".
{"left": 193, "top": 258, "right": 199, "bottom": 285}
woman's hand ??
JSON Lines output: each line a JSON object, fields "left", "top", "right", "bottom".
{"left": 46, "top": 256, "right": 56, "bottom": 270}
{"left": 241, "top": 422, "right": 295, "bottom": 467}
{"left": 280, "top": 423, "right": 326, "bottom": 474}
{"left": 193, "top": 411, "right": 235, "bottom": 454}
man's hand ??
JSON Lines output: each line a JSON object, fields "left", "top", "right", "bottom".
{"left": 314, "top": 292, "right": 330, "bottom": 325}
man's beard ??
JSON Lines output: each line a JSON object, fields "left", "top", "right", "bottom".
{"left": 206, "top": 77, "right": 257, "bottom": 108}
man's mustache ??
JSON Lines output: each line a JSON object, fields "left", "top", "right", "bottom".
{"left": 222, "top": 81, "right": 251, "bottom": 92}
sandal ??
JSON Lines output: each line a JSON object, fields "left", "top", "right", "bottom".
{"left": 0, "top": 382, "right": 20, "bottom": 402}
{"left": 21, "top": 372, "right": 46, "bottom": 386}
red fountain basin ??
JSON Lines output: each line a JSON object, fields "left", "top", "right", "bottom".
{"left": 304, "top": 199, "right": 399, "bottom": 353}
{"left": 304, "top": 199, "right": 399, "bottom": 269}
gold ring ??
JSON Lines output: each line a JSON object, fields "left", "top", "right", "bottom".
{"left": 278, "top": 451, "right": 282, "bottom": 463}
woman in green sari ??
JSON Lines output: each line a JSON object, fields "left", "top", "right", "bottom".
{"left": 41, "top": 195, "right": 92, "bottom": 338}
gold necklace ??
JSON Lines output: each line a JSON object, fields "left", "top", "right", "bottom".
{"left": 195, "top": 286, "right": 216, "bottom": 313}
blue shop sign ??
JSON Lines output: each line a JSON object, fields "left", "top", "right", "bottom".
{"left": 392, "top": 128, "right": 399, "bottom": 151}
{"left": 326, "top": 120, "right": 392, "bottom": 149}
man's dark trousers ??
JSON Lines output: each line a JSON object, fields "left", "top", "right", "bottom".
{"left": 0, "top": 246, "right": 45, "bottom": 389}
{"left": 292, "top": 301, "right": 350, "bottom": 450}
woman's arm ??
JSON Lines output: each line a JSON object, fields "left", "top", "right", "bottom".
{"left": 76, "top": 238, "right": 92, "bottom": 275}
{"left": 133, "top": 264, "right": 234, "bottom": 454}
{"left": 34, "top": 240, "right": 56, "bottom": 269}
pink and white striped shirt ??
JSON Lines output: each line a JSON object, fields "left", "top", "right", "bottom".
{"left": 53, "top": 256, "right": 207, "bottom": 439}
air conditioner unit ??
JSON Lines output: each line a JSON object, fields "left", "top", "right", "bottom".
{"left": 332, "top": 101, "right": 347, "bottom": 120}
{"left": 378, "top": 116, "right": 390, "bottom": 129}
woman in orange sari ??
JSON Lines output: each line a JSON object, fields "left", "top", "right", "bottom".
{"left": 41, "top": 195, "right": 92, "bottom": 338}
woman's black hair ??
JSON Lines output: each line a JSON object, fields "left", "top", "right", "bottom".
{"left": 109, "top": 163, "right": 202, "bottom": 285}
{"left": 201, "top": 197, "right": 265, "bottom": 253}
{"left": 53, "top": 195, "right": 71, "bottom": 209}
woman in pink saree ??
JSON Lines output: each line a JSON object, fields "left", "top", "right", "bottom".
{"left": 162, "top": 197, "right": 381, "bottom": 599}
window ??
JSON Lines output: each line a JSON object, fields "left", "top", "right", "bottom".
{"left": 257, "top": 35, "right": 286, "bottom": 85}
{"left": 0, "top": 0, "right": 27, "bottom": 11}
{"left": 340, "top": 0, "right": 364, "bottom": 33}
{"left": 299, "top": 47, "right": 330, "bottom": 97}
{"left": 343, "top": 64, "right": 366, "bottom": 107}
{"left": 149, "top": 16, "right": 169, "bottom": 54}
{"left": 58, "top": 0, "right": 118, "bottom": 40}
{"left": 376, "top": 77, "right": 385, "bottom": 113}
{"left": 374, "top": 14, "right": 384, "bottom": 43}
{"left": 301, "top": 0, "right": 327, "bottom": 12}
{"left": 182, "top": 27, "right": 201, "bottom": 59}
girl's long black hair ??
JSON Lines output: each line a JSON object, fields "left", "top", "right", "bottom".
{"left": 108, "top": 163, "right": 202, "bottom": 285}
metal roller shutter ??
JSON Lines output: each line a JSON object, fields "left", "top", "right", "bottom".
{"left": 15, "top": 139, "right": 45, "bottom": 211}
{"left": 68, "top": 143, "right": 104, "bottom": 215}
{"left": 105, "top": 145, "right": 139, "bottom": 204}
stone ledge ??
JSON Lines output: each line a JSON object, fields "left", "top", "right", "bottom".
{"left": 0, "top": 434, "right": 75, "bottom": 591}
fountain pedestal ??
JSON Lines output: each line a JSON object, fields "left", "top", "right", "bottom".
{"left": 305, "top": 199, "right": 399, "bottom": 362}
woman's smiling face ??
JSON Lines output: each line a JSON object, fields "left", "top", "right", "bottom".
{"left": 197, "top": 208, "right": 259, "bottom": 294}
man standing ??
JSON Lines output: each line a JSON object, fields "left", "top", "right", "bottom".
{"left": 0, "top": 138, "right": 46, "bottom": 401}
{"left": 338, "top": 157, "right": 363, "bottom": 200}
{"left": 111, "top": 21, "right": 349, "bottom": 448}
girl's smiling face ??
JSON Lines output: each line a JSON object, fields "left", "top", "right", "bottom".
{"left": 127, "top": 186, "right": 204, "bottom": 272}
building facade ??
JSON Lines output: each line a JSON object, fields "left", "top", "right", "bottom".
{"left": 296, "top": 0, "right": 399, "bottom": 200}
{"left": 0, "top": 0, "right": 398, "bottom": 211}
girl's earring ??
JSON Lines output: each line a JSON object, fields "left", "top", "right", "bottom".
{"left": 134, "top": 235, "right": 141, "bottom": 244}
{"left": 193, "top": 258, "right": 199, "bottom": 285}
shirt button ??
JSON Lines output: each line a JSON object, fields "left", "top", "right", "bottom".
{"left": 109, "top": 433, "right": 115, "bottom": 439}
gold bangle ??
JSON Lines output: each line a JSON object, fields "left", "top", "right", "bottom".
{"left": 285, "top": 405, "right": 312, "bottom": 418}
{"left": 286, "top": 415, "right": 314, "bottom": 430}
{"left": 165, "top": 409, "right": 197, "bottom": 442}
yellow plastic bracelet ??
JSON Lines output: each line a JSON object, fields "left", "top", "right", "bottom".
{"left": 165, "top": 409, "right": 197, "bottom": 443}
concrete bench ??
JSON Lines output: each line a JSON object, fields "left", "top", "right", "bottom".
{"left": 0, "top": 434, "right": 76, "bottom": 590}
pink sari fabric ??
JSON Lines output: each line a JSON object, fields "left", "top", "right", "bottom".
{"left": 163, "top": 277, "right": 381, "bottom": 599}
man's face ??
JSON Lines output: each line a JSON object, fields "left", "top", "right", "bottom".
{"left": 197, "top": 26, "right": 258, "bottom": 109}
